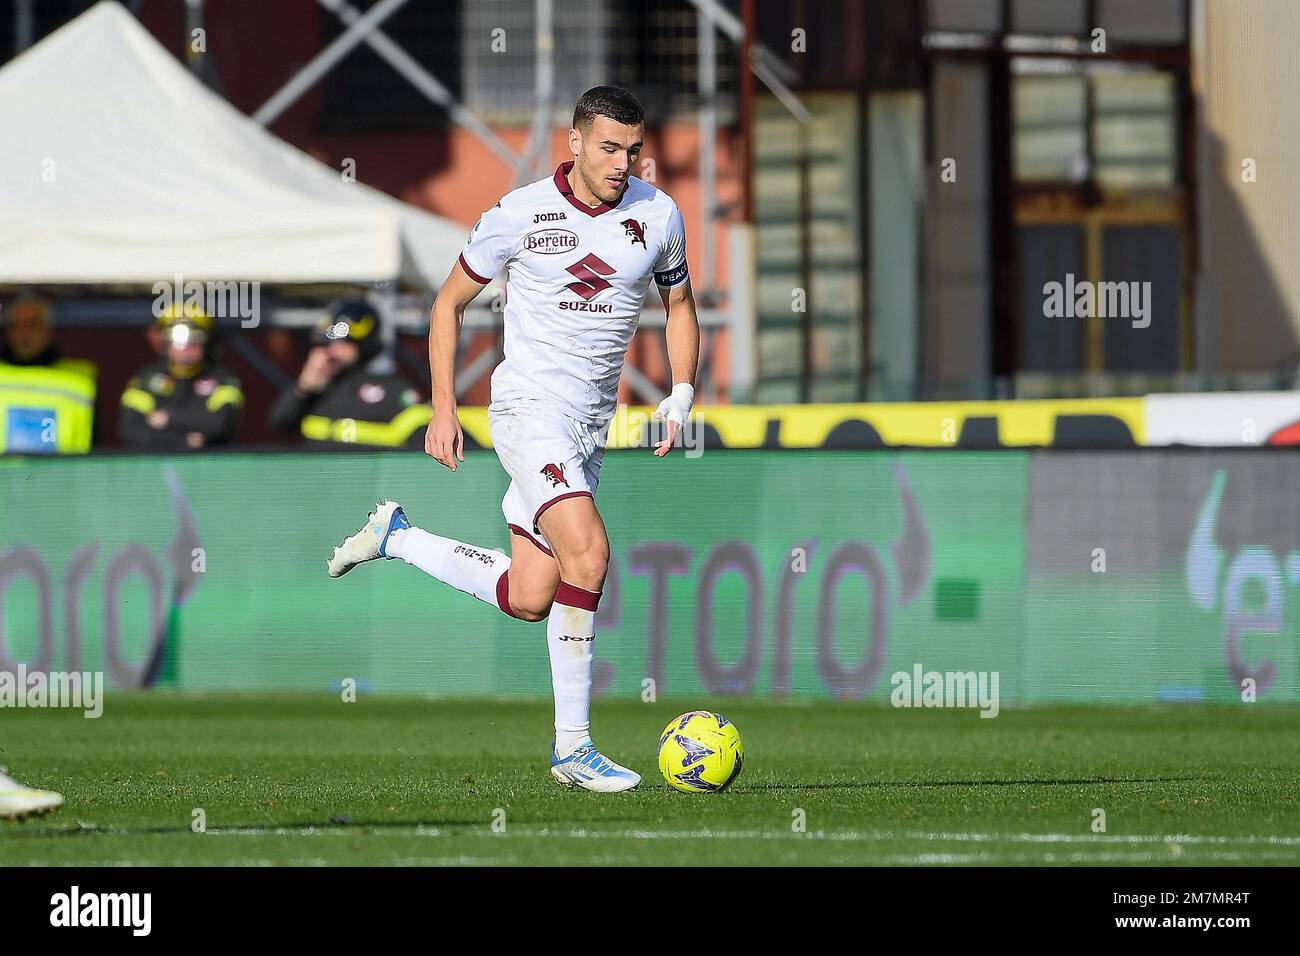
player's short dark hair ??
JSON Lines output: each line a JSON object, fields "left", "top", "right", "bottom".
{"left": 573, "top": 86, "right": 644, "bottom": 132}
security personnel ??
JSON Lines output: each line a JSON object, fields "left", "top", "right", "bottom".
{"left": 268, "top": 298, "right": 428, "bottom": 449}
{"left": 0, "top": 295, "right": 98, "bottom": 380}
{"left": 119, "top": 305, "right": 244, "bottom": 451}
{"left": 0, "top": 296, "right": 97, "bottom": 455}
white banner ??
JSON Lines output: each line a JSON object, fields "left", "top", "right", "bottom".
{"left": 1146, "top": 392, "right": 1300, "bottom": 446}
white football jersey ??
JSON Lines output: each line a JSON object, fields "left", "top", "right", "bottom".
{"left": 459, "top": 162, "right": 689, "bottom": 425}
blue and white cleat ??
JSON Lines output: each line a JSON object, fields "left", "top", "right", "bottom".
{"left": 550, "top": 740, "right": 641, "bottom": 793}
{"left": 0, "top": 769, "right": 63, "bottom": 821}
{"left": 327, "top": 500, "right": 410, "bottom": 578}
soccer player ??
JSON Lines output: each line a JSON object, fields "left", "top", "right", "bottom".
{"left": 327, "top": 86, "right": 699, "bottom": 792}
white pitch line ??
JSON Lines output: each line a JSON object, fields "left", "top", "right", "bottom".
{"left": 27, "top": 823, "right": 1300, "bottom": 851}
{"left": 880, "top": 849, "right": 1300, "bottom": 865}
{"left": 520, "top": 828, "right": 1300, "bottom": 846}
{"left": 149, "top": 827, "right": 1300, "bottom": 847}
{"left": 38, "top": 848, "right": 1295, "bottom": 867}
{"left": 896, "top": 831, "right": 1300, "bottom": 846}
{"left": 22, "top": 859, "right": 333, "bottom": 867}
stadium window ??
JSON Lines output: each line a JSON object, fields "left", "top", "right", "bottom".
{"left": 927, "top": 0, "right": 1185, "bottom": 48}
{"left": 1095, "top": 0, "right": 1186, "bottom": 45}
{"left": 1011, "top": 62, "right": 1186, "bottom": 379}
{"left": 456, "top": 0, "right": 738, "bottom": 126}
{"left": 1092, "top": 71, "right": 1178, "bottom": 189}
{"left": 1012, "top": 65, "right": 1179, "bottom": 189}
{"left": 316, "top": 0, "right": 463, "bottom": 132}
{"left": 1013, "top": 71, "right": 1089, "bottom": 183}
{"left": 925, "top": 0, "right": 1002, "bottom": 34}
{"left": 606, "top": 0, "right": 737, "bottom": 124}
{"left": 1010, "top": 0, "right": 1086, "bottom": 37}
{"left": 460, "top": 0, "right": 612, "bottom": 125}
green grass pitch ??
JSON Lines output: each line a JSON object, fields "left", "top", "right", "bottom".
{"left": 3, "top": 694, "right": 1298, "bottom": 866}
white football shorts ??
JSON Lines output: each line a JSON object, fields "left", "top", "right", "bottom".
{"left": 488, "top": 400, "right": 608, "bottom": 556}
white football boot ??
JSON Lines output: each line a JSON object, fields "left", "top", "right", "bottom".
{"left": 0, "top": 769, "right": 63, "bottom": 821}
{"left": 550, "top": 740, "right": 641, "bottom": 793}
{"left": 327, "top": 500, "right": 410, "bottom": 578}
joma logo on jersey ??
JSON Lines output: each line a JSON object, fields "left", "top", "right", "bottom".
{"left": 540, "top": 463, "right": 569, "bottom": 488}
{"left": 533, "top": 212, "right": 567, "bottom": 223}
{"left": 621, "top": 218, "right": 647, "bottom": 247}
{"left": 524, "top": 228, "right": 578, "bottom": 255}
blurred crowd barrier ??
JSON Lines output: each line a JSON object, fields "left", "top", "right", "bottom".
{"left": 7, "top": 379, "right": 1300, "bottom": 454}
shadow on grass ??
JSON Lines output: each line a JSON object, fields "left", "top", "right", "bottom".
{"left": 0, "top": 815, "right": 651, "bottom": 839}
{"left": 734, "top": 776, "right": 1201, "bottom": 793}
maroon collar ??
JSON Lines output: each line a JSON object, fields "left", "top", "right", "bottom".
{"left": 553, "top": 161, "right": 625, "bottom": 217}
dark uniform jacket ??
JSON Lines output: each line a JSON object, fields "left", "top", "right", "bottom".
{"left": 268, "top": 365, "right": 429, "bottom": 450}
{"left": 119, "top": 358, "right": 243, "bottom": 451}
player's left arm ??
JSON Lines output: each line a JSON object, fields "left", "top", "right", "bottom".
{"left": 653, "top": 279, "right": 699, "bottom": 457}
{"left": 651, "top": 199, "right": 698, "bottom": 457}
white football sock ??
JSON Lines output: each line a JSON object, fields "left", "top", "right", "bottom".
{"left": 384, "top": 527, "right": 516, "bottom": 617}
{"left": 549, "top": 582, "right": 599, "bottom": 756}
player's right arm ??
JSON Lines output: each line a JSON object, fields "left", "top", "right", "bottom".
{"left": 426, "top": 262, "right": 486, "bottom": 471}
{"left": 427, "top": 198, "right": 518, "bottom": 471}
{"left": 427, "top": 200, "right": 520, "bottom": 470}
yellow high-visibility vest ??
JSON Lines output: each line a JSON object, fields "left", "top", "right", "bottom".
{"left": 300, "top": 404, "right": 431, "bottom": 447}
{"left": 0, "top": 363, "right": 97, "bottom": 455}
{"left": 53, "top": 357, "right": 99, "bottom": 383}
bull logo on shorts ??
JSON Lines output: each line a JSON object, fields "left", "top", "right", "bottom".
{"left": 621, "top": 218, "right": 647, "bottom": 248}
{"left": 541, "top": 463, "right": 569, "bottom": 488}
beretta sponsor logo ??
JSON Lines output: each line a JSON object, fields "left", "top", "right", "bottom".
{"left": 524, "top": 228, "right": 579, "bottom": 255}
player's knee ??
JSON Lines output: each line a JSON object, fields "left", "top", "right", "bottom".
{"left": 509, "top": 599, "right": 552, "bottom": 623}
{"left": 507, "top": 578, "right": 556, "bottom": 621}
{"left": 559, "top": 538, "right": 609, "bottom": 591}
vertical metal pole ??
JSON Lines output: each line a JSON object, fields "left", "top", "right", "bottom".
{"left": 728, "top": 223, "right": 756, "bottom": 402}
{"left": 697, "top": 3, "right": 716, "bottom": 298}
{"left": 738, "top": 0, "right": 757, "bottom": 400}
{"left": 520, "top": 0, "right": 555, "bottom": 183}
{"left": 798, "top": 121, "right": 814, "bottom": 403}
{"left": 372, "top": 282, "right": 397, "bottom": 375}
{"left": 15, "top": 0, "right": 34, "bottom": 55}
{"left": 1190, "top": 0, "right": 1211, "bottom": 376}
{"left": 989, "top": 51, "right": 1015, "bottom": 398}
{"left": 184, "top": 0, "right": 205, "bottom": 75}
{"left": 539, "top": 0, "right": 554, "bottom": 179}
{"left": 739, "top": 0, "right": 756, "bottom": 224}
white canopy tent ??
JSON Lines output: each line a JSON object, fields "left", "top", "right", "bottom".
{"left": 0, "top": 0, "right": 468, "bottom": 290}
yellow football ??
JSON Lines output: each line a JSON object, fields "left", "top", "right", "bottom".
{"left": 657, "top": 711, "right": 744, "bottom": 793}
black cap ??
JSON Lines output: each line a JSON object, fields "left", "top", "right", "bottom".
{"left": 314, "top": 298, "right": 382, "bottom": 363}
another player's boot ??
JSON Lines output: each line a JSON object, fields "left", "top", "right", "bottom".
{"left": 327, "top": 500, "right": 410, "bottom": 578}
{"left": 550, "top": 740, "right": 641, "bottom": 793}
{"left": 0, "top": 770, "right": 63, "bottom": 821}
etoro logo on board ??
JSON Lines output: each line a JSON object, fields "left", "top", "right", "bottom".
{"left": 1186, "top": 469, "right": 1288, "bottom": 697}
{"left": 0, "top": 465, "right": 201, "bottom": 691}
